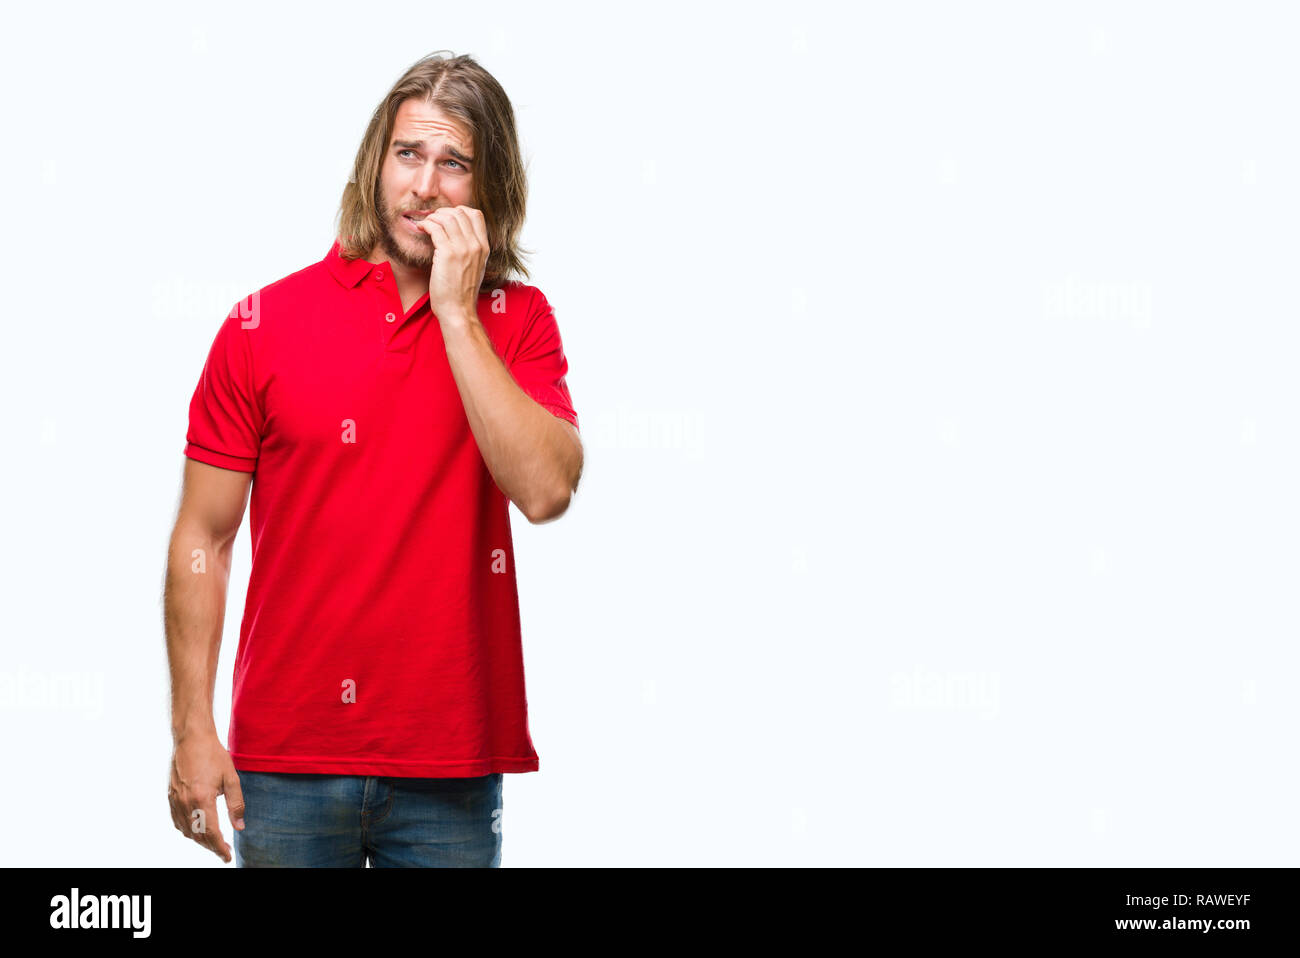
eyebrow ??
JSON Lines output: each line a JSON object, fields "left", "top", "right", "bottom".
{"left": 392, "top": 139, "right": 474, "bottom": 164}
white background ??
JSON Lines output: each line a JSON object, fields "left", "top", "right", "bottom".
{"left": 1, "top": 1, "right": 1295, "bottom": 866}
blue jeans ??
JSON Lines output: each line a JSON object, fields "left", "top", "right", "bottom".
{"left": 232, "top": 771, "right": 503, "bottom": 867}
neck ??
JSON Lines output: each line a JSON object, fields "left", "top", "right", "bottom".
{"left": 367, "top": 245, "right": 428, "bottom": 302}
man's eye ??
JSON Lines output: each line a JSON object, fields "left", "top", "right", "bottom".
{"left": 397, "top": 150, "right": 463, "bottom": 170}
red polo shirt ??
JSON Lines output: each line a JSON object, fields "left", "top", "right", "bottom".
{"left": 183, "top": 239, "right": 577, "bottom": 777}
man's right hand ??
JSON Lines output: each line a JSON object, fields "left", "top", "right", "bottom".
{"left": 167, "top": 731, "right": 245, "bottom": 863}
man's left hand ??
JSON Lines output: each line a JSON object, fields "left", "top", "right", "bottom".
{"left": 413, "top": 205, "right": 490, "bottom": 325}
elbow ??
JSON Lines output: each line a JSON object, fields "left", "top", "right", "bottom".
{"left": 521, "top": 430, "right": 583, "bottom": 524}
{"left": 522, "top": 483, "right": 573, "bottom": 525}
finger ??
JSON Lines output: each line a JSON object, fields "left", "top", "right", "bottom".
{"left": 191, "top": 795, "right": 231, "bottom": 862}
{"left": 168, "top": 785, "right": 198, "bottom": 836}
{"left": 167, "top": 787, "right": 188, "bottom": 832}
{"left": 224, "top": 768, "right": 246, "bottom": 831}
{"left": 418, "top": 217, "right": 451, "bottom": 246}
{"left": 465, "top": 207, "right": 489, "bottom": 249}
{"left": 432, "top": 208, "right": 469, "bottom": 244}
{"left": 448, "top": 207, "right": 489, "bottom": 261}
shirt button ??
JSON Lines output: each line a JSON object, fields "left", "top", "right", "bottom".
{"left": 374, "top": 271, "right": 384, "bottom": 281}
{"left": 385, "top": 312, "right": 396, "bottom": 323}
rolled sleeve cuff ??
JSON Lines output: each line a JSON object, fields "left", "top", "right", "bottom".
{"left": 539, "top": 402, "right": 578, "bottom": 430}
{"left": 184, "top": 442, "right": 258, "bottom": 473}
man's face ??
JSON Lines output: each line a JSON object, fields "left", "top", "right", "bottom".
{"left": 374, "top": 98, "right": 476, "bottom": 270}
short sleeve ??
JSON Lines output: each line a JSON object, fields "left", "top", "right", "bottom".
{"left": 183, "top": 304, "right": 263, "bottom": 473}
{"left": 508, "top": 287, "right": 579, "bottom": 430}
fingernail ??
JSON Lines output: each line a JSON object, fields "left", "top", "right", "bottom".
{"left": 235, "top": 818, "right": 245, "bottom": 829}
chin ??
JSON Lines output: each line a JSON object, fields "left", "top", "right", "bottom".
{"left": 381, "top": 230, "right": 430, "bottom": 269}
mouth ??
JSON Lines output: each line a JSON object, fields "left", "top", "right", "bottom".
{"left": 401, "top": 211, "right": 432, "bottom": 234}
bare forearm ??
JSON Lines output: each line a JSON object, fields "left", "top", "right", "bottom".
{"left": 441, "top": 315, "right": 581, "bottom": 521}
{"left": 163, "top": 526, "right": 232, "bottom": 742}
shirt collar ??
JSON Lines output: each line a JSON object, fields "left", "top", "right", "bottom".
{"left": 325, "top": 238, "right": 381, "bottom": 289}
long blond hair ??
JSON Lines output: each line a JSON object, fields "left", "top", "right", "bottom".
{"left": 336, "top": 51, "right": 530, "bottom": 291}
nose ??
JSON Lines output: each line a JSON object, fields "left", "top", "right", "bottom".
{"left": 411, "top": 160, "right": 442, "bottom": 205}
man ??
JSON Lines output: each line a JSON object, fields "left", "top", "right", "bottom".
{"left": 163, "top": 52, "right": 582, "bottom": 868}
